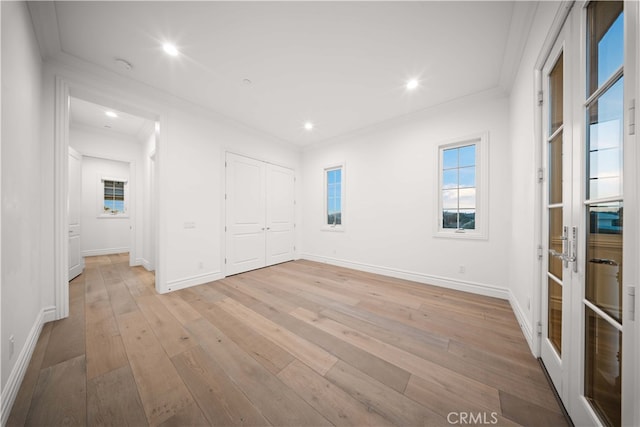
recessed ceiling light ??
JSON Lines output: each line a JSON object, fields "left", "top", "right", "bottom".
{"left": 304, "top": 122, "right": 314, "bottom": 131}
{"left": 105, "top": 111, "right": 118, "bottom": 118}
{"left": 162, "top": 43, "right": 179, "bottom": 56}
{"left": 406, "top": 79, "right": 419, "bottom": 90}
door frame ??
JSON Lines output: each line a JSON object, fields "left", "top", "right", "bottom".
{"left": 53, "top": 75, "right": 163, "bottom": 318}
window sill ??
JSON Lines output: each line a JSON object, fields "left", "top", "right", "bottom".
{"left": 98, "top": 214, "right": 129, "bottom": 219}
{"left": 434, "top": 229, "right": 487, "bottom": 240}
{"left": 321, "top": 225, "right": 345, "bottom": 232}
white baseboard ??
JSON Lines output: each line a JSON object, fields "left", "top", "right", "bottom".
{"left": 1, "top": 306, "right": 54, "bottom": 426}
{"left": 300, "top": 253, "right": 510, "bottom": 300}
{"left": 163, "top": 271, "right": 224, "bottom": 294}
{"left": 141, "top": 258, "right": 154, "bottom": 272}
{"left": 81, "top": 247, "right": 129, "bottom": 257}
{"left": 509, "top": 291, "right": 535, "bottom": 354}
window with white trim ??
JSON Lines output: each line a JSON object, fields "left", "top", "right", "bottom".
{"left": 323, "top": 164, "right": 344, "bottom": 230}
{"left": 101, "top": 177, "right": 128, "bottom": 216}
{"left": 437, "top": 134, "right": 488, "bottom": 239}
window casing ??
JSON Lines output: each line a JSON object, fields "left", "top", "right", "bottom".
{"left": 436, "top": 133, "right": 488, "bottom": 239}
{"left": 323, "top": 164, "right": 344, "bottom": 231}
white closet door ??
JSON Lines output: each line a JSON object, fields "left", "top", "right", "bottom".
{"left": 225, "top": 153, "right": 266, "bottom": 275}
{"left": 266, "top": 163, "right": 295, "bottom": 266}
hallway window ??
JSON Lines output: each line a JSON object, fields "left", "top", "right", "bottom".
{"left": 102, "top": 178, "right": 127, "bottom": 216}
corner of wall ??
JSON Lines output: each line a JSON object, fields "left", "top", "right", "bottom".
{"left": 508, "top": 290, "right": 535, "bottom": 355}
{"left": 1, "top": 306, "right": 54, "bottom": 426}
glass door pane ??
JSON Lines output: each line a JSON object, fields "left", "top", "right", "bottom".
{"left": 545, "top": 52, "right": 565, "bottom": 359}
{"left": 584, "top": 3, "right": 624, "bottom": 426}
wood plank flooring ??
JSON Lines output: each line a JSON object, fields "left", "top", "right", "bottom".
{"left": 7, "top": 254, "right": 569, "bottom": 426}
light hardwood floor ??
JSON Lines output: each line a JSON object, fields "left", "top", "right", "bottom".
{"left": 8, "top": 254, "right": 569, "bottom": 426}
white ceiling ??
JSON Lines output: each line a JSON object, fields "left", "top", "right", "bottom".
{"left": 69, "top": 97, "right": 153, "bottom": 140}
{"left": 30, "top": 1, "right": 533, "bottom": 147}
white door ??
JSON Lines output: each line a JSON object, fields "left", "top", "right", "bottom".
{"left": 540, "top": 2, "right": 637, "bottom": 426}
{"left": 266, "top": 163, "right": 295, "bottom": 266}
{"left": 68, "top": 147, "right": 84, "bottom": 280}
{"left": 226, "top": 153, "right": 267, "bottom": 275}
{"left": 540, "top": 22, "right": 572, "bottom": 402}
{"left": 225, "top": 153, "right": 295, "bottom": 275}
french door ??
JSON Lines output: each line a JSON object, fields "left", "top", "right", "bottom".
{"left": 540, "top": 2, "right": 637, "bottom": 426}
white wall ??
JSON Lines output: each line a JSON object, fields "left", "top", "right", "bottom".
{"left": 70, "top": 125, "right": 145, "bottom": 260}
{"left": 508, "top": 1, "right": 562, "bottom": 349}
{"left": 161, "top": 107, "right": 302, "bottom": 291}
{"left": 0, "top": 0, "right": 47, "bottom": 418}
{"left": 301, "top": 91, "right": 511, "bottom": 298}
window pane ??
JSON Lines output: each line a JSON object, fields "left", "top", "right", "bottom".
{"left": 113, "top": 201, "right": 124, "bottom": 213}
{"left": 458, "top": 188, "right": 476, "bottom": 209}
{"left": 458, "top": 145, "right": 475, "bottom": 167}
{"left": 327, "top": 170, "right": 336, "bottom": 185}
{"left": 549, "top": 133, "right": 563, "bottom": 205}
{"left": 443, "top": 170, "right": 458, "bottom": 189}
{"left": 588, "top": 78, "right": 623, "bottom": 200}
{"left": 442, "top": 210, "right": 458, "bottom": 229}
{"left": 442, "top": 189, "right": 458, "bottom": 209}
{"left": 590, "top": 148, "right": 621, "bottom": 180}
{"left": 548, "top": 207, "right": 564, "bottom": 280}
{"left": 586, "top": 203, "right": 623, "bottom": 322}
{"left": 459, "top": 210, "right": 475, "bottom": 230}
{"left": 459, "top": 167, "right": 475, "bottom": 188}
{"left": 548, "top": 278, "right": 562, "bottom": 355}
{"left": 327, "top": 185, "right": 336, "bottom": 199}
{"left": 326, "top": 167, "right": 342, "bottom": 225}
{"left": 443, "top": 148, "right": 458, "bottom": 169}
{"left": 585, "top": 307, "right": 621, "bottom": 427}
{"left": 549, "top": 53, "right": 564, "bottom": 135}
{"left": 588, "top": 1, "right": 623, "bottom": 95}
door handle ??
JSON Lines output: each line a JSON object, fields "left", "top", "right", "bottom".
{"left": 570, "top": 226, "right": 578, "bottom": 273}
{"left": 549, "top": 249, "right": 565, "bottom": 259}
{"left": 589, "top": 258, "right": 618, "bottom": 266}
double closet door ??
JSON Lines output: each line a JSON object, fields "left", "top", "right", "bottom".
{"left": 225, "top": 153, "right": 295, "bottom": 275}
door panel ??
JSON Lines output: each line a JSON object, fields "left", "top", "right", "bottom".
{"left": 541, "top": 34, "right": 570, "bottom": 397}
{"left": 266, "top": 164, "right": 295, "bottom": 266}
{"left": 68, "top": 147, "right": 83, "bottom": 280}
{"left": 226, "top": 154, "right": 266, "bottom": 275}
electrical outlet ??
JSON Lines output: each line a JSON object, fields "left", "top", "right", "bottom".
{"left": 458, "top": 265, "right": 465, "bottom": 274}
{"left": 198, "top": 261, "right": 203, "bottom": 269}
{"left": 9, "top": 335, "right": 15, "bottom": 359}
{"left": 184, "top": 221, "right": 196, "bottom": 229}
{"left": 527, "top": 298, "right": 531, "bottom": 310}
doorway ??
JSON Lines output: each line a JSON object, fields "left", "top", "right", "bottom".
{"left": 53, "top": 76, "right": 161, "bottom": 319}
